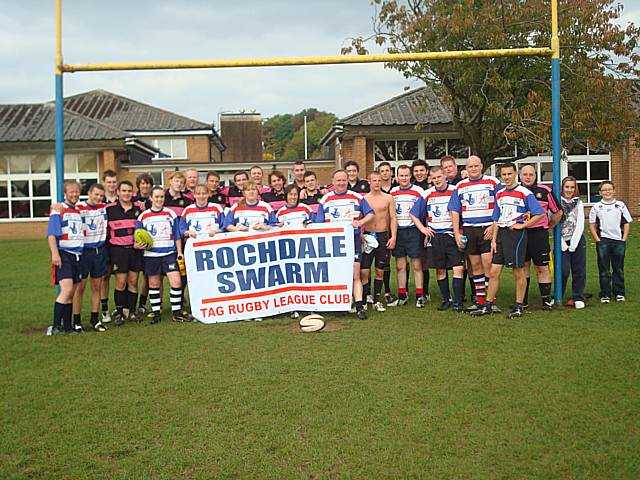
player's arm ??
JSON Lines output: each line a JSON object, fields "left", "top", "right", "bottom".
{"left": 48, "top": 235, "right": 61, "bottom": 267}
{"left": 388, "top": 197, "right": 398, "bottom": 249}
{"left": 490, "top": 221, "right": 498, "bottom": 253}
{"left": 47, "top": 213, "right": 62, "bottom": 266}
{"left": 517, "top": 213, "right": 544, "bottom": 230}
{"left": 354, "top": 212, "right": 375, "bottom": 229}
{"left": 450, "top": 211, "right": 464, "bottom": 248}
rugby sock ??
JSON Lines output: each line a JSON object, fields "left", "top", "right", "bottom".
{"left": 539, "top": 282, "right": 552, "bottom": 304}
{"left": 363, "top": 281, "right": 371, "bottom": 301}
{"left": 523, "top": 278, "right": 531, "bottom": 305}
{"left": 73, "top": 314, "right": 81, "bottom": 326}
{"left": 53, "top": 302, "right": 65, "bottom": 329}
{"left": 149, "top": 289, "right": 161, "bottom": 313}
{"left": 127, "top": 290, "right": 138, "bottom": 314}
{"left": 138, "top": 294, "right": 148, "bottom": 309}
{"left": 373, "top": 279, "right": 383, "bottom": 302}
{"left": 423, "top": 269, "right": 430, "bottom": 295}
{"left": 114, "top": 289, "right": 126, "bottom": 315}
{"left": 416, "top": 287, "right": 424, "bottom": 299}
{"left": 467, "top": 272, "right": 476, "bottom": 299}
{"left": 398, "top": 287, "right": 407, "bottom": 300}
{"left": 170, "top": 288, "right": 182, "bottom": 312}
{"left": 90, "top": 311, "right": 99, "bottom": 327}
{"left": 62, "top": 304, "right": 73, "bottom": 332}
{"left": 437, "top": 278, "right": 451, "bottom": 301}
{"left": 453, "top": 277, "right": 465, "bottom": 305}
{"left": 100, "top": 298, "right": 109, "bottom": 313}
{"left": 383, "top": 267, "right": 391, "bottom": 295}
{"left": 355, "top": 300, "right": 364, "bottom": 312}
{"left": 473, "top": 275, "right": 486, "bottom": 305}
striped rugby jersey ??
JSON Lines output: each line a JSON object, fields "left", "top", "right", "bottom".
{"left": 226, "top": 201, "right": 276, "bottom": 229}
{"left": 47, "top": 202, "right": 84, "bottom": 254}
{"left": 180, "top": 203, "right": 227, "bottom": 238}
{"left": 524, "top": 183, "right": 561, "bottom": 230}
{"left": 492, "top": 185, "right": 543, "bottom": 228}
{"left": 136, "top": 208, "right": 181, "bottom": 257}
{"left": 410, "top": 185, "right": 456, "bottom": 233}
{"left": 276, "top": 204, "right": 314, "bottom": 227}
{"left": 448, "top": 175, "right": 501, "bottom": 226}
{"left": 106, "top": 202, "right": 143, "bottom": 247}
{"left": 76, "top": 201, "right": 108, "bottom": 248}
{"left": 315, "top": 190, "right": 373, "bottom": 236}
{"left": 390, "top": 185, "right": 425, "bottom": 229}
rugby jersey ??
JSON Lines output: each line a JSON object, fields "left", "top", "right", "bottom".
{"left": 136, "top": 208, "right": 181, "bottom": 257}
{"left": 180, "top": 203, "right": 227, "bottom": 238}
{"left": 262, "top": 189, "right": 287, "bottom": 211}
{"left": 221, "top": 185, "right": 244, "bottom": 206}
{"left": 493, "top": 185, "right": 543, "bottom": 228}
{"left": 315, "top": 190, "right": 373, "bottom": 236}
{"left": 348, "top": 178, "right": 370, "bottom": 194}
{"left": 276, "top": 204, "right": 314, "bottom": 227}
{"left": 300, "top": 190, "right": 323, "bottom": 214}
{"left": 410, "top": 185, "right": 455, "bottom": 233}
{"left": 226, "top": 201, "right": 276, "bottom": 229}
{"left": 588, "top": 199, "right": 633, "bottom": 241}
{"left": 207, "top": 189, "right": 228, "bottom": 207}
{"left": 390, "top": 184, "right": 425, "bottom": 229}
{"left": 76, "top": 201, "right": 108, "bottom": 248}
{"left": 106, "top": 202, "right": 143, "bottom": 247}
{"left": 448, "top": 175, "right": 501, "bottom": 227}
{"left": 524, "top": 183, "right": 560, "bottom": 230}
{"left": 47, "top": 202, "right": 84, "bottom": 254}
{"left": 164, "top": 189, "right": 193, "bottom": 216}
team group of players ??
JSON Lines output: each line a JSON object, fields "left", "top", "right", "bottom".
{"left": 47, "top": 155, "right": 632, "bottom": 333}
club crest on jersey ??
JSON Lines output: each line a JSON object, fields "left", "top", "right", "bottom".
{"left": 330, "top": 208, "right": 341, "bottom": 219}
{"left": 536, "top": 192, "right": 543, "bottom": 199}
{"left": 87, "top": 218, "right": 97, "bottom": 231}
{"left": 465, "top": 193, "right": 476, "bottom": 205}
{"left": 433, "top": 205, "right": 442, "bottom": 217}
{"left": 148, "top": 224, "right": 157, "bottom": 236}
{"left": 68, "top": 221, "right": 79, "bottom": 234}
{"left": 193, "top": 220, "right": 202, "bottom": 232}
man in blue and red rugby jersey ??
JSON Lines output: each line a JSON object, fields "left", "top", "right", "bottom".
{"left": 448, "top": 155, "right": 502, "bottom": 312}
{"left": 316, "top": 169, "right": 374, "bottom": 319}
{"left": 106, "top": 181, "right": 144, "bottom": 324}
{"left": 471, "top": 162, "right": 544, "bottom": 319}
{"left": 73, "top": 183, "right": 109, "bottom": 332}
{"left": 411, "top": 166, "right": 466, "bottom": 312}
{"left": 519, "top": 165, "right": 563, "bottom": 309}
{"left": 47, "top": 181, "right": 84, "bottom": 335}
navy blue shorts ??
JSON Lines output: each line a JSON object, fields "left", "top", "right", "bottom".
{"left": 393, "top": 228, "right": 424, "bottom": 258}
{"left": 79, "top": 246, "right": 109, "bottom": 278}
{"left": 55, "top": 250, "right": 82, "bottom": 284}
{"left": 354, "top": 233, "right": 362, "bottom": 262}
{"left": 144, "top": 253, "right": 180, "bottom": 276}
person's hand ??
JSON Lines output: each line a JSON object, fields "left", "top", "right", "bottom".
{"left": 454, "top": 232, "right": 465, "bottom": 250}
{"left": 299, "top": 190, "right": 308, "bottom": 200}
{"left": 237, "top": 225, "right": 249, "bottom": 232}
{"left": 483, "top": 225, "right": 494, "bottom": 239}
{"left": 188, "top": 231, "right": 198, "bottom": 238}
{"left": 509, "top": 223, "right": 524, "bottom": 231}
{"left": 207, "top": 229, "right": 217, "bottom": 237}
{"left": 491, "top": 239, "right": 497, "bottom": 254}
{"left": 352, "top": 218, "right": 360, "bottom": 228}
{"left": 51, "top": 252, "right": 62, "bottom": 267}
{"left": 386, "top": 237, "right": 396, "bottom": 250}
{"left": 134, "top": 240, "right": 147, "bottom": 250}
{"left": 425, "top": 227, "right": 436, "bottom": 240}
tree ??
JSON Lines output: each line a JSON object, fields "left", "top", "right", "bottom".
{"left": 343, "top": 0, "right": 640, "bottom": 166}
{"left": 264, "top": 110, "right": 337, "bottom": 160}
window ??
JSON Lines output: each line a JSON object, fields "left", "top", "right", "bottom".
{"left": 0, "top": 154, "right": 53, "bottom": 220}
{"left": 146, "top": 138, "right": 188, "bottom": 159}
{"left": 64, "top": 153, "right": 100, "bottom": 198}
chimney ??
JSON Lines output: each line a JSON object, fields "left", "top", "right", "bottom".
{"left": 219, "top": 113, "right": 263, "bottom": 163}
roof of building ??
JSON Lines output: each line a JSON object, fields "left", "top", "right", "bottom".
{"left": 339, "top": 86, "right": 453, "bottom": 127}
{"left": 63, "top": 90, "right": 211, "bottom": 132}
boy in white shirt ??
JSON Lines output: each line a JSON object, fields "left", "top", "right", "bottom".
{"left": 588, "top": 181, "right": 632, "bottom": 303}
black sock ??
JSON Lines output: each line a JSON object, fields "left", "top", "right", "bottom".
{"left": 373, "top": 279, "right": 383, "bottom": 302}
{"left": 53, "top": 302, "right": 65, "bottom": 329}
{"left": 62, "top": 304, "right": 73, "bottom": 332}
{"left": 127, "top": 290, "right": 138, "bottom": 313}
{"left": 523, "top": 278, "right": 531, "bottom": 305}
{"left": 437, "top": 278, "right": 451, "bottom": 301}
{"left": 355, "top": 300, "right": 364, "bottom": 312}
{"left": 114, "top": 289, "right": 126, "bottom": 315}
{"left": 73, "top": 313, "right": 81, "bottom": 326}
{"left": 90, "top": 311, "right": 99, "bottom": 326}
{"left": 363, "top": 281, "right": 371, "bottom": 300}
{"left": 383, "top": 267, "right": 391, "bottom": 294}
{"left": 453, "top": 277, "right": 464, "bottom": 305}
{"left": 100, "top": 298, "right": 109, "bottom": 313}
{"left": 138, "top": 294, "right": 148, "bottom": 308}
{"left": 423, "top": 269, "right": 430, "bottom": 295}
{"left": 539, "top": 282, "right": 551, "bottom": 298}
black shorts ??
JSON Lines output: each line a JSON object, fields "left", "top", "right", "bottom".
{"left": 428, "top": 233, "right": 465, "bottom": 269}
{"left": 525, "top": 228, "right": 551, "bottom": 266}
{"left": 79, "top": 246, "right": 109, "bottom": 278}
{"left": 463, "top": 225, "right": 493, "bottom": 255}
{"left": 393, "top": 228, "right": 423, "bottom": 258}
{"left": 109, "top": 245, "right": 143, "bottom": 274}
{"left": 493, "top": 228, "right": 528, "bottom": 268}
{"left": 361, "top": 232, "right": 390, "bottom": 270}
{"left": 144, "top": 253, "right": 180, "bottom": 276}
{"left": 54, "top": 250, "right": 82, "bottom": 284}
{"left": 353, "top": 233, "right": 362, "bottom": 262}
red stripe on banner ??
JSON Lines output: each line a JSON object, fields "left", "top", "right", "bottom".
{"left": 202, "top": 284, "right": 349, "bottom": 303}
{"left": 193, "top": 227, "right": 345, "bottom": 247}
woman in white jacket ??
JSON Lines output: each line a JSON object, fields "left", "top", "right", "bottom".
{"left": 560, "top": 176, "right": 586, "bottom": 309}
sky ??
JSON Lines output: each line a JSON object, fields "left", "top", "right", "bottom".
{"left": 1, "top": 0, "right": 638, "bottom": 126}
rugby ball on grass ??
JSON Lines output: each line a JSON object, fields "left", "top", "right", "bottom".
{"left": 299, "top": 314, "right": 325, "bottom": 333}
{"left": 134, "top": 229, "right": 153, "bottom": 250}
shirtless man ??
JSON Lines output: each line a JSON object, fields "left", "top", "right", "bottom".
{"left": 360, "top": 172, "right": 398, "bottom": 312}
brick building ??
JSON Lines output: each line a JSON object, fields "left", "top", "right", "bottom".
{"left": 322, "top": 86, "right": 638, "bottom": 215}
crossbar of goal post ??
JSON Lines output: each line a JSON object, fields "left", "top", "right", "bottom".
{"left": 54, "top": 0, "right": 563, "bottom": 304}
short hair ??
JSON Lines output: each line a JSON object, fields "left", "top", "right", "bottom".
{"left": 135, "top": 173, "right": 154, "bottom": 190}
{"left": 396, "top": 165, "right": 411, "bottom": 175}
{"left": 169, "top": 171, "right": 185, "bottom": 181}
{"left": 499, "top": 162, "right": 517, "bottom": 173}
{"left": 117, "top": 180, "right": 134, "bottom": 190}
{"left": 429, "top": 166, "right": 443, "bottom": 175}
{"left": 184, "top": 168, "right": 198, "bottom": 175}
{"left": 63, "top": 180, "right": 80, "bottom": 192}
{"left": 519, "top": 164, "right": 536, "bottom": 173}
{"left": 150, "top": 185, "right": 164, "bottom": 196}
{"left": 206, "top": 171, "right": 220, "bottom": 180}
{"left": 269, "top": 170, "right": 286, "bottom": 182}
{"left": 332, "top": 168, "right": 347, "bottom": 178}
{"left": 193, "top": 183, "right": 208, "bottom": 194}
{"left": 250, "top": 165, "right": 263, "bottom": 173}
{"left": 369, "top": 171, "right": 382, "bottom": 179}
{"left": 440, "top": 155, "right": 456, "bottom": 166}
{"left": 88, "top": 182, "right": 105, "bottom": 193}
{"left": 233, "top": 170, "right": 248, "bottom": 182}
{"left": 598, "top": 180, "right": 615, "bottom": 191}
{"left": 378, "top": 161, "right": 392, "bottom": 170}
{"left": 102, "top": 169, "right": 117, "bottom": 181}
{"left": 344, "top": 160, "right": 360, "bottom": 172}
{"left": 303, "top": 171, "right": 317, "bottom": 180}
{"left": 293, "top": 160, "right": 305, "bottom": 167}
{"left": 411, "top": 159, "right": 429, "bottom": 170}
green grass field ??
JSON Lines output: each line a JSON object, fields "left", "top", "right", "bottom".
{"left": 1, "top": 236, "right": 639, "bottom": 479}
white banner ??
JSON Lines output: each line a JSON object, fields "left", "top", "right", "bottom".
{"left": 184, "top": 224, "right": 355, "bottom": 323}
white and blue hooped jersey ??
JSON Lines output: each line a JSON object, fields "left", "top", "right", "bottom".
{"left": 276, "top": 204, "right": 314, "bottom": 227}
{"left": 47, "top": 202, "right": 84, "bottom": 254}
{"left": 315, "top": 191, "right": 373, "bottom": 236}
{"left": 448, "top": 175, "right": 501, "bottom": 227}
{"left": 136, "top": 208, "right": 180, "bottom": 257}
{"left": 390, "top": 185, "right": 425, "bottom": 229}
{"left": 180, "top": 203, "right": 227, "bottom": 238}
{"left": 410, "top": 185, "right": 455, "bottom": 233}
{"left": 493, "top": 185, "right": 543, "bottom": 228}
{"left": 77, "top": 201, "right": 108, "bottom": 248}
{"left": 226, "top": 201, "right": 276, "bottom": 229}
